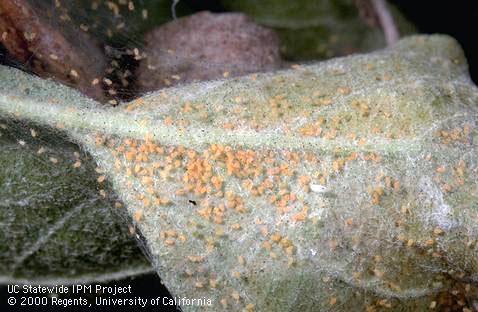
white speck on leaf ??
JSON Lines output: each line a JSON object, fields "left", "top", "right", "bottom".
{"left": 310, "top": 183, "right": 327, "bottom": 193}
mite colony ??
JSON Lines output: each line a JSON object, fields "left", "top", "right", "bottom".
{"left": 94, "top": 133, "right": 334, "bottom": 310}
{"left": 88, "top": 110, "right": 476, "bottom": 312}
{"left": 42, "top": 0, "right": 150, "bottom": 104}
{"left": 93, "top": 0, "right": 148, "bottom": 105}
{"left": 5, "top": 34, "right": 477, "bottom": 310}
{"left": 77, "top": 52, "right": 477, "bottom": 310}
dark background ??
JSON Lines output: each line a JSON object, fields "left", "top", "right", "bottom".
{"left": 392, "top": 0, "right": 478, "bottom": 83}
{"left": 1, "top": 1, "right": 478, "bottom": 311}
{"left": 189, "top": 0, "right": 478, "bottom": 83}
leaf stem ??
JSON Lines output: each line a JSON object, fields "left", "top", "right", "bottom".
{"left": 371, "top": 0, "right": 400, "bottom": 45}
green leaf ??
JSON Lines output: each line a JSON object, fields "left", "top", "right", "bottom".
{"left": 0, "top": 35, "right": 477, "bottom": 310}
{"left": 222, "top": 0, "right": 416, "bottom": 61}
{"left": 0, "top": 117, "right": 151, "bottom": 284}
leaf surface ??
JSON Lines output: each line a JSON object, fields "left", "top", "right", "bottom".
{"left": 0, "top": 115, "right": 151, "bottom": 284}
{"left": 0, "top": 35, "right": 477, "bottom": 310}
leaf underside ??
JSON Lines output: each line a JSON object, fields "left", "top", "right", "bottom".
{"left": 0, "top": 35, "right": 477, "bottom": 310}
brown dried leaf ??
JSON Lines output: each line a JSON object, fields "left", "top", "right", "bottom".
{"left": 0, "top": 0, "right": 106, "bottom": 101}
{"left": 137, "top": 11, "right": 283, "bottom": 91}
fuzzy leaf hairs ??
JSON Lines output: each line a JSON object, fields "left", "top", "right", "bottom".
{"left": 1, "top": 35, "right": 477, "bottom": 311}
{"left": 0, "top": 96, "right": 152, "bottom": 284}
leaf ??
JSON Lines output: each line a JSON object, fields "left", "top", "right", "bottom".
{"left": 22, "top": 0, "right": 189, "bottom": 46}
{"left": 222, "top": 0, "right": 416, "bottom": 61}
{"left": 1, "top": 35, "right": 477, "bottom": 310}
{"left": 0, "top": 116, "right": 151, "bottom": 284}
